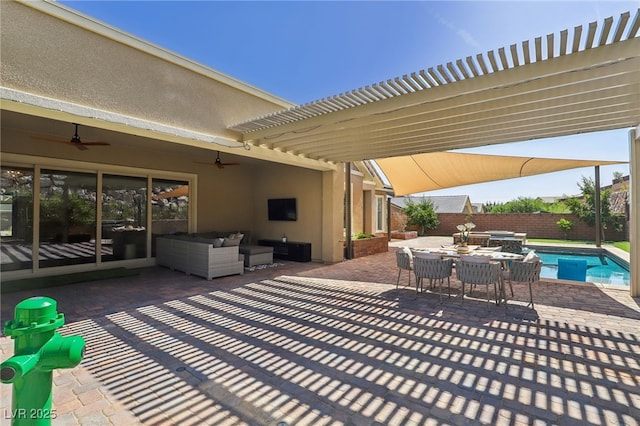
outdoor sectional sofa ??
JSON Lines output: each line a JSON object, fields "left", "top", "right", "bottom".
{"left": 156, "top": 231, "right": 274, "bottom": 278}
{"left": 192, "top": 231, "right": 274, "bottom": 267}
{"left": 156, "top": 235, "right": 245, "bottom": 279}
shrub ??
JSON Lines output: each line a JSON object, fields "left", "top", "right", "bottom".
{"left": 404, "top": 199, "right": 439, "bottom": 236}
{"left": 556, "top": 218, "right": 573, "bottom": 239}
{"left": 353, "top": 232, "right": 375, "bottom": 240}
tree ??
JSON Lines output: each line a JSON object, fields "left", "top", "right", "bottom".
{"left": 565, "top": 176, "right": 623, "bottom": 240}
{"left": 556, "top": 218, "right": 573, "bottom": 240}
{"left": 484, "top": 197, "right": 569, "bottom": 213}
{"left": 404, "top": 199, "right": 439, "bottom": 235}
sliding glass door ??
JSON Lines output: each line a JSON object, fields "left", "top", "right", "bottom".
{"left": 39, "top": 170, "right": 97, "bottom": 268}
{"left": 151, "top": 179, "right": 189, "bottom": 256}
{"left": 0, "top": 167, "right": 34, "bottom": 272}
{"left": 0, "top": 157, "right": 192, "bottom": 275}
{"left": 102, "top": 175, "right": 148, "bottom": 262}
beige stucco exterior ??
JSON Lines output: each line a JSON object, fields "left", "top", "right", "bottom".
{"left": 0, "top": 0, "right": 346, "bottom": 280}
{"left": 0, "top": 1, "right": 287, "bottom": 138}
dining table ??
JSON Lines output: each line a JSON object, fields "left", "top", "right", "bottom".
{"left": 412, "top": 246, "right": 525, "bottom": 305}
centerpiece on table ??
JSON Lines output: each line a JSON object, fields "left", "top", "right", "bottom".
{"left": 456, "top": 222, "right": 476, "bottom": 252}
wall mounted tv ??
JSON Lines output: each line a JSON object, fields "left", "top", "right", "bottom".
{"left": 268, "top": 198, "right": 297, "bottom": 221}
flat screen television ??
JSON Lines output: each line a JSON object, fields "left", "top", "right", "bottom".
{"left": 268, "top": 198, "right": 297, "bottom": 221}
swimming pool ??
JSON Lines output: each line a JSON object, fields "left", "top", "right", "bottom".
{"left": 526, "top": 247, "right": 630, "bottom": 287}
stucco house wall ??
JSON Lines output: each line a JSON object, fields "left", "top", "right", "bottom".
{"left": 0, "top": 1, "right": 336, "bottom": 280}
{"left": 0, "top": 1, "right": 288, "bottom": 138}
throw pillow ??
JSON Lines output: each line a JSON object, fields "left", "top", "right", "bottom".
{"left": 523, "top": 250, "right": 540, "bottom": 263}
{"left": 223, "top": 237, "right": 242, "bottom": 247}
{"left": 401, "top": 246, "right": 413, "bottom": 260}
{"left": 213, "top": 238, "right": 224, "bottom": 248}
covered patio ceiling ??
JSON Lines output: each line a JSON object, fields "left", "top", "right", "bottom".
{"left": 375, "top": 152, "right": 627, "bottom": 197}
{"left": 229, "top": 10, "right": 640, "bottom": 164}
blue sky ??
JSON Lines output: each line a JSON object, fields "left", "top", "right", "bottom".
{"left": 60, "top": 0, "right": 635, "bottom": 203}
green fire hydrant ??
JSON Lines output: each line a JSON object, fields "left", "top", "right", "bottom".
{"left": 1, "top": 297, "right": 85, "bottom": 425}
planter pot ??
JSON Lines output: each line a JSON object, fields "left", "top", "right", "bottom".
{"left": 349, "top": 236, "right": 389, "bottom": 258}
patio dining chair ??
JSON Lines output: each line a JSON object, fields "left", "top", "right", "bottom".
{"left": 503, "top": 260, "right": 542, "bottom": 308}
{"left": 413, "top": 255, "right": 454, "bottom": 301}
{"left": 456, "top": 259, "right": 502, "bottom": 308}
{"left": 395, "top": 248, "right": 413, "bottom": 289}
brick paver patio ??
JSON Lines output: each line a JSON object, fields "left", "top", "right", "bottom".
{"left": 1, "top": 247, "right": 638, "bottom": 425}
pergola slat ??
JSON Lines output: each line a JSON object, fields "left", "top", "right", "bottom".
{"left": 419, "top": 70, "right": 437, "bottom": 87}
{"left": 522, "top": 40, "right": 531, "bottom": 64}
{"left": 586, "top": 21, "right": 598, "bottom": 49}
{"left": 411, "top": 72, "right": 429, "bottom": 89}
{"left": 227, "top": 11, "right": 638, "bottom": 166}
{"left": 510, "top": 44, "right": 520, "bottom": 67}
{"left": 476, "top": 54, "right": 489, "bottom": 75}
{"left": 498, "top": 47, "right": 510, "bottom": 70}
{"left": 487, "top": 50, "right": 500, "bottom": 72}
{"left": 437, "top": 65, "right": 453, "bottom": 83}
{"left": 599, "top": 16, "right": 614, "bottom": 46}
{"left": 466, "top": 56, "right": 480, "bottom": 77}
{"left": 446, "top": 62, "right": 462, "bottom": 81}
{"left": 613, "top": 11, "right": 630, "bottom": 42}
{"left": 535, "top": 37, "right": 543, "bottom": 61}
{"left": 572, "top": 25, "right": 583, "bottom": 53}
{"left": 628, "top": 8, "right": 640, "bottom": 37}
{"left": 427, "top": 67, "right": 444, "bottom": 85}
{"left": 560, "top": 30, "right": 568, "bottom": 56}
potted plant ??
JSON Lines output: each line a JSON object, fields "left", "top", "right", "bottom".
{"left": 456, "top": 222, "right": 476, "bottom": 251}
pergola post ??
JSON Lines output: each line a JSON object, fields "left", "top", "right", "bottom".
{"left": 595, "top": 166, "right": 601, "bottom": 247}
{"left": 630, "top": 128, "right": 639, "bottom": 297}
{"left": 345, "top": 162, "right": 352, "bottom": 260}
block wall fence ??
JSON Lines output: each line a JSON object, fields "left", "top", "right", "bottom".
{"left": 391, "top": 210, "right": 627, "bottom": 241}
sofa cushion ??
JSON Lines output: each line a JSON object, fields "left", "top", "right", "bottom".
{"left": 239, "top": 245, "right": 273, "bottom": 255}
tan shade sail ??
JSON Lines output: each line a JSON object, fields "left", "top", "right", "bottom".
{"left": 375, "top": 152, "right": 626, "bottom": 196}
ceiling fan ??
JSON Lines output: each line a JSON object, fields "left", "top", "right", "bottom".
{"left": 32, "top": 123, "right": 111, "bottom": 150}
{"left": 196, "top": 151, "right": 240, "bottom": 169}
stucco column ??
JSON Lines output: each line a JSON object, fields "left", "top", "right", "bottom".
{"left": 322, "top": 166, "right": 345, "bottom": 263}
{"left": 630, "top": 128, "right": 639, "bottom": 297}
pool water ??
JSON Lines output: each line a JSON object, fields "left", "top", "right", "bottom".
{"left": 534, "top": 251, "right": 630, "bottom": 287}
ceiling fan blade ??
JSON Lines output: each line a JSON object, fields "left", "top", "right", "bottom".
{"left": 219, "top": 162, "right": 240, "bottom": 166}
{"left": 30, "top": 135, "right": 69, "bottom": 144}
{"left": 31, "top": 124, "right": 111, "bottom": 149}
{"left": 78, "top": 141, "right": 110, "bottom": 146}
{"left": 195, "top": 161, "right": 224, "bottom": 169}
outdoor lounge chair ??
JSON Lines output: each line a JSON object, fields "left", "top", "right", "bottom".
{"left": 456, "top": 259, "right": 502, "bottom": 308}
{"left": 413, "top": 255, "right": 454, "bottom": 301}
{"left": 504, "top": 260, "right": 542, "bottom": 308}
{"left": 395, "top": 249, "right": 413, "bottom": 289}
